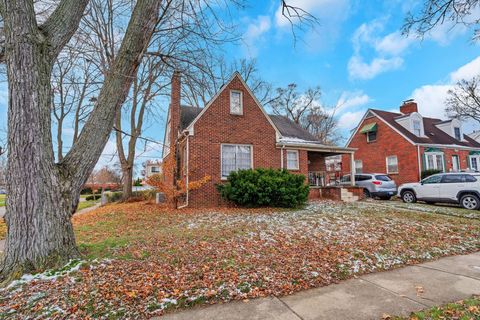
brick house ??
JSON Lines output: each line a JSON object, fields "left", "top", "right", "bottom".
{"left": 343, "top": 100, "right": 480, "bottom": 185}
{"left": 162, "top": 72, "right": 357, "bottom": 208}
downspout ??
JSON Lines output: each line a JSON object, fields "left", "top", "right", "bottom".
{"left": 417, "top": 145, "right": 422, "bottom": 181}
{"left": 280, "top": 145, "right": 285, "bottom": 169}
{"left": 178, "top": 133, "right": 190, "bottom": 209}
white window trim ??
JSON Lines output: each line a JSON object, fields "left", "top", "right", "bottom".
{"left": 286, "top": 150, "right": 299, "bottom": 170}
{"left": 230, "top": 90, "right": 243, "bottom": 115}
{"left": 425, "top": 152, "right": 445, "bottom": 172}
{"left": 220, "top": 143, "right": 253, "bottom": 180}
{"left": 469, "top": 155, "right": 480, "bottom": 171}
{"left": 386, "top": 155, "right": 399, "bottom": 174}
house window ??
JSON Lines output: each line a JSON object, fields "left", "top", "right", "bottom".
{"left": 354, "top": 160, "right": 363, "bottom": 174}
{"left": 425, "top": 153, "right": 445, "bottom": 171}
{"left": 470, "top": 155, "right": 480, "bottom": 171}
{"left": 386, "top": 155, "right": 398, "bottom": 174}
{"left": 286, "top": 150, "right": 299, "bottom": 170}
{"left": 221, "top": 144, "right": 252, "bottom": 178}
{"left": 151, "top": 166, "right": 160, "bottom": 173}
{"left": 230, "top": 90, "right": 243, "bottom": 115}
{"left": 454, "top": 127, "right": 461, "bottom": 140}
{"left": 367, "top": 131, "right": 377, "bottom": 142}
{"left": 413, "top": 120, "right": 421, "bottom": 136}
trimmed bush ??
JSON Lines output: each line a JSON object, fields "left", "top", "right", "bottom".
{"left": 85, "top": 195, "right": 101, "bottom": 201}
{"left": 81, "top": 187, "right": 93, "bottom": 195}
{"left": 421, "top": 169, "right": 443, "bottom": 179}
{"left": 105, "top": 191, "right": 123, "bottom": 203}
{"left": 216, "top": 168, "right": 309, "bottom": 208}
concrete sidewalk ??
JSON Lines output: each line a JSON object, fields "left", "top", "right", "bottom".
{"left": 159, "top": 252, "right": 480, "bottom": 320}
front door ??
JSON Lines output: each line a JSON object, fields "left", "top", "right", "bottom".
{"left": 452, "top": 155, "right": 460, "bottom": 172}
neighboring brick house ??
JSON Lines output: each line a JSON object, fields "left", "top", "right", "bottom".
{"left": 143, "top": 160, "right": 162, "bottom": 179}
{"left": 162, "top": 71, "right": 357, "bottom": 208}
{"left": 343, "top": 100, "right": 480, "bottom": 185}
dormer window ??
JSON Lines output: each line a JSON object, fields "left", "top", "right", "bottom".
{"left": 413, "top": 120, "right": 421, "bottom": 136}
{"left": 230, "top": 90, "right": 242, "bottom": 115}
{"left": 454, "top": 127, "right": 461, "bottom": 140}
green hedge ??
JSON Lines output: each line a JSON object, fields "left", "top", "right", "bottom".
{"left": 85, "top": 194, "right": 101, "bottom": 201}
{"left": 421, "top": 169, "right": 443, "bottom": 179}
{"left": 216, "top": 168, "right": 309, "bottom": 208}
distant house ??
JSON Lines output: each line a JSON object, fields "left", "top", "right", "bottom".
{"left": 343, "top": 100, "right": 480, "bottom": 185}
{"left": 162, "top": 71, "right": 357, "bottom": 208}
{"left": 469, "top": 130, "right": 480, "bottom": 143}
{"left": 144, "top": 160, "right": 162, "bottom": 178}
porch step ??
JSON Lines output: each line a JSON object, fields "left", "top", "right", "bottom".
{"left": 340, "top": 188, "right": 359, "bottom": 203}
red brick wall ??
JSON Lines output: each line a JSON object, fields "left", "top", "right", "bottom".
{"left": 419, "top": 147, "right": 472, "bottom": 172}
{"left": 343, "top": 115, "right": 420, "bottom": 185}
{"left": 187, "top": 75, "right": 292, "bottom": 207}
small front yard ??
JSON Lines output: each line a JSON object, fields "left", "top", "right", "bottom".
{"left": 391, "top": 295, "right": 480, "bottom": 320}
{"left": 0, "top": 194, "right": 5, "bottom": 207}
{"left": 0, "top": 201, "right": 479, "bottom": 319}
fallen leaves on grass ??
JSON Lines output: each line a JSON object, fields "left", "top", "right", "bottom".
{"left": 0, "top": 201, "right": 479, "bottom": 319}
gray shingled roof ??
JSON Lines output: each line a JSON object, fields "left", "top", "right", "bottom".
{"left": 179, "top": 105, "right": 318, "bottom": 141}
{"left": 268, "top": 114, "right": 317, "bottom": 141}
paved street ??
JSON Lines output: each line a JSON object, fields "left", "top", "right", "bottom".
{"left": 159, "top": 252, "right": 480, "bottom": 320}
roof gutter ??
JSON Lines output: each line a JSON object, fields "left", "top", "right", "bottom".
{"left": 276, "top": 142, "right": 356, "bottom": 154}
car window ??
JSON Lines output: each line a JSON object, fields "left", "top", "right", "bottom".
{"left": 375, "top": 175, "right": 391, "bottom": 181}
{"left": 356, "top": 175, "right": 371, "bottom": 181}
{"left": 464, "top": 175, "right": 478, "bottom": 183}
{"left": 441, "top": 174, "right": 463, "bottom": 183}
{"left": 422, "top": 175, "right": 443, "bottom": 184}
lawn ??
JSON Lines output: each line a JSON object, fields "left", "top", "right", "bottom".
{"left": 0, "top": 194, "right": 5, "bottom": 207}
{"left": 391, "top": 295, "right": 480, "bottom": 320}
{"left": 0, "top": 201, "right": 479, "bottom": 319}
{"left": 77, "top": 200, "right": 98, "bottom": 211}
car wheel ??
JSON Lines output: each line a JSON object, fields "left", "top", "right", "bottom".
{"left": 401, "top": 190, "right": 416, "bottom": 203}
{"left": 460, "top": 194, "right": 480, "bottom": 210}
{"left": 363, "top": 189, "right": 371, "bottom": 198}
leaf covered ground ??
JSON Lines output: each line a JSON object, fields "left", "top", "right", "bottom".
{"left": 0, "top": 201, "right": 479, "bottom": 319}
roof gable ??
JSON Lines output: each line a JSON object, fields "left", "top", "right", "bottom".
{"left": 184, "top": 72, "right": 280, "bottom": 138}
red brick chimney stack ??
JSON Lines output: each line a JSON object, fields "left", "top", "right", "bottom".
{"left": 170, "top": 70, "right": 181, "bottom": 143}
{"left": 400, "top": 99, "right": 418, "bottom": 114}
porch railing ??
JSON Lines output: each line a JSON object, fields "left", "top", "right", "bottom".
{"left": 308, "top": 171, "right": 350, "bottom": 187}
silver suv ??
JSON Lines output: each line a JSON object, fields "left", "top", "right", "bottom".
{"left": 340, "top": 173, "right": 397, "bottom": 200}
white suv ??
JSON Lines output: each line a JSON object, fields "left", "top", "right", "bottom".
{"left": 398, "top": 172, "right": 480, "bottom": 210}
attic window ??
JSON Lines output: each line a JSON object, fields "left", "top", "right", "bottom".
{"left": 413, "top": 120, "right": 421, "bottom": 136}
{"left": 230, "top": 90, "right": 242, "bottom": 115}
{"left": 454, "top": 127, "right": 461, "bottom": 140}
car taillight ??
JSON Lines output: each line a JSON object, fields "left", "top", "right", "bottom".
{"left": 372, "top": 181, "right": 382, "bottom": 185}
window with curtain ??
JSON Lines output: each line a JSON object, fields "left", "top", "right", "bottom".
{"left": 425, "top": 153, "right": 444, "bottom": 171}
{"left": 354, "top": 160, "right": 363, "bottom": 173}
{"left": 386, "top": 155, "right": 398, "bottom": 173}
{"left": 221, "top": 144, "right": 252, "bottom": 178}
{"left": 230, "top": 91, "right": 242, "bottom": 115}
{"left": 454, "top": 127, "right": 461, "bottom": 140}
{"left": 286, "top": 150, "right": 299, "bottom": 170}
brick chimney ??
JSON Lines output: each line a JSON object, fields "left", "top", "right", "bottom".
{"left": 170, "top": 70, "right": 181, "bottom": 144}
{"left": 400, "top": 99, "right": 418, "bottom": 114}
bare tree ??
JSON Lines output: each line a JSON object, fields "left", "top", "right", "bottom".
{"left": 183, "top": 58, "right": 274, "bottom": 107}
{"left": 0, "top": 0, "right": 317, "bottom": 282}
{"left": 270, "top": 84, "right": 321, "bottom": 124}
{"left": 403, "top": 0, "right": 480, "bottom": 40}
{"left": 446, "top": 76, "right": 480, "bottom": 123}
{"left": 269, "top": 84, "right": 340, "bottom": 144}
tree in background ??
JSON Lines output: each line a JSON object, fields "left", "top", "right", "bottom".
{"left": 0, "top": 0, "right": 318, "bottom": 282}
{"left": 446, "top": 77, "right": 480, "bottom": 124}
{"left": 269, "top": 84, "right": 341, "bottom": 145}
{"left": 403, "top": 0, "right": 480, "bottom": 41}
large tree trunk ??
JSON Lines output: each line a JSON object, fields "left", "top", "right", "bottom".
{"left": 122, "top": 166, "right": 134, "bottom": 199}
{"left": 0, "top": 0, "right": 161, "bottom": 283}
{"left": 1, "top": 1, "right": 82, "bottom": 281}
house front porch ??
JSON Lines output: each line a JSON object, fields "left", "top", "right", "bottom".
{"left": 278, "top": 139, "right": 362, "bottom": 202}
